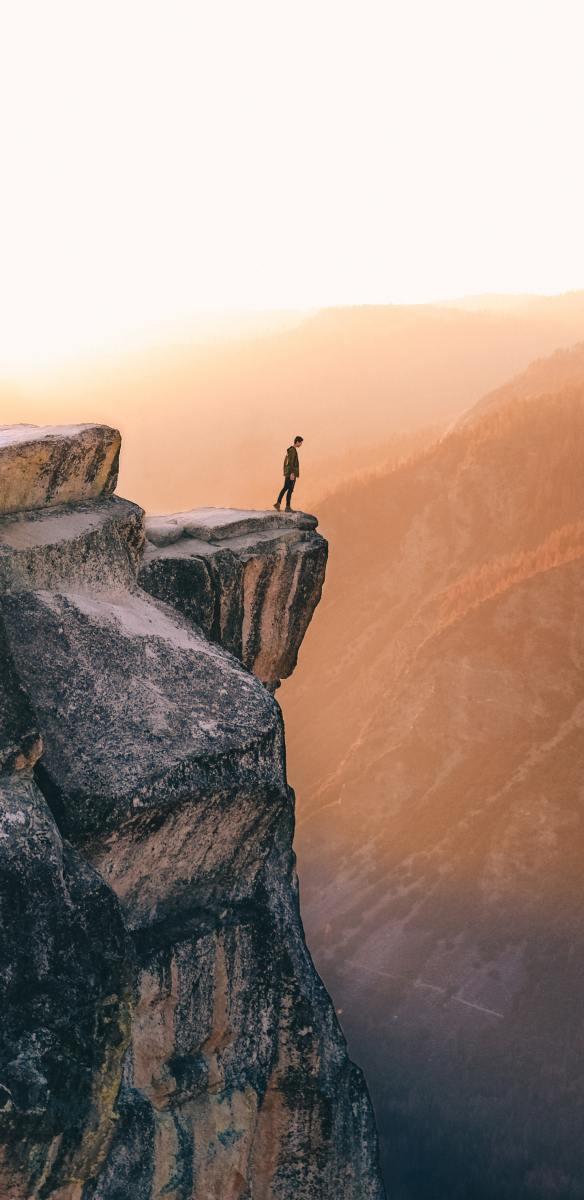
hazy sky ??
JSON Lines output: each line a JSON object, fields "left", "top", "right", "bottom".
{"left": 1, "top": 0, "right": 583, "bottom": 371}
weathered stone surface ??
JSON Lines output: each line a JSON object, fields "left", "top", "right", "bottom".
{"left": 0, "top": 619, "right": 41, "bottom": 773}
{"left": 0, "top": 497, "right": 144, "bottom": 594}
{"left": 83, "top": 818, "right": 382, "bottom": 1200}
{"left": 140, "top": 508, "right": 328, "bottom": 688}
{"left": 0, "top": 425, "right": 121, "bottom": 515}
{"left": 2, "top": 572, "right": 381, "bottom": 1196}
{"left": 146, "top": 507, "right": 318, "bottom": 547}
{"left": 0, "top": 428, "right": 383, "bottom": 1200}
{"left": 1, "top": 587, "right": 283, "bottom": 849}
{"left": 0, "top": 774, "right": 131, "bottom": 1200}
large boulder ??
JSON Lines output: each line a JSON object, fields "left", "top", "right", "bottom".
{"left": 1, "top": 587, "right": 285, "bottom": 858}
{"left": 0, "top": 496, "right": 144, "bottom": 594}
{"left": 0, "top": 425, "right": 121, "bottom": 516}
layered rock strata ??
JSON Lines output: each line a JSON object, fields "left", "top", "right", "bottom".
{"left": 0, "top": 425, "right": 383, "bottom": 1200}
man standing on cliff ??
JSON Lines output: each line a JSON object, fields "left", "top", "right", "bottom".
{"left": 274, "top": 436, "right": 303, "bottom": 513}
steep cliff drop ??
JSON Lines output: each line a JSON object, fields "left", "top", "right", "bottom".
{"left": 0, "top": 424, "right": 384, "bottom": 1200}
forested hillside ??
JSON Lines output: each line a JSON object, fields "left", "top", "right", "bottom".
{"left": 283, "top": 363, "right": 584, "bottom": 1198}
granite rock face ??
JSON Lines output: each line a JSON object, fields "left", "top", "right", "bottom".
{"left": 0, "top": 621, "right": 41, "bottom": 773}
{"left": 0, "top": 425, "right": 383, "bottom": 1200}
{"left": 0, "top": 496, "right": 144, "bottom": 594}
{"left": 0, "top": 425, "right": 120, "bottom": 515}
{"left": 0, "top": 625, "right": 131, "bottom": 1199}
{"left": 139, "top": 508, "right": 328, "bottom": 689}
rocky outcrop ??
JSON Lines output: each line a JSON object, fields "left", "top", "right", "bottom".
{"left": 139, "top": 508, "right": 328, "bottom": 689}
{"left": 0, "top": 424, "right": 120, "bottom": 515}
{"left": 0, "top": 496, "right": 144, "bottom": 594}
{"left": 0, "top": 425, "right": 383, "bottom": 1200}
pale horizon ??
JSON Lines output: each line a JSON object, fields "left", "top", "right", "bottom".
{"left": 2, "top": 0, "right": 584, "bottom": 375}
{"left": 3, "top": 289, "right": 584, "bottom": 389}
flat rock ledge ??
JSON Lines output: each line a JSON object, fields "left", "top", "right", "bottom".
{"left": 145, "top": 505, "right": 318, "bottom": 547}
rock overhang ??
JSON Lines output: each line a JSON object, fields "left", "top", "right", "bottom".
{"left": 140, "top": 506, "right": 328, "bottom": 689}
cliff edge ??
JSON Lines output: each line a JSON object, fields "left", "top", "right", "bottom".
{"left": 0, "top": 424, "right": 384, "bottom": 1200}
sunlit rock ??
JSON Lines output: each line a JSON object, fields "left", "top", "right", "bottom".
{"left": 0, "top": 424, "right": 121, "bottom": 516}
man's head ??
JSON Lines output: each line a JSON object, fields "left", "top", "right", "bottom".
{"left": 294, "top": 436, "right": 303, "bottom": 447}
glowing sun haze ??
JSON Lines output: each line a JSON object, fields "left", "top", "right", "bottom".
{"left": 1, "top": 0, "right": 583, "bottom": 373}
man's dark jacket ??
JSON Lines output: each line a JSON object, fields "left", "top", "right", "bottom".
{"left": 283, "top": 445, "right": 300, "bottom": 477}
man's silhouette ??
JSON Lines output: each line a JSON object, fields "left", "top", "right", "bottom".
{"left": 274, "top": 436, "right": 303, "bottom": 512}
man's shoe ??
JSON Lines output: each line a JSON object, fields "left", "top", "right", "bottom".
{"left": 273, "top": 503, "right": 281, "bottom": 511}
{"left": 285, "top": 507, "right": 294, "bottom": 513}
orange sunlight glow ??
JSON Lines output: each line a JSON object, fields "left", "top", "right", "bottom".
{"left": 1, "top": 0, "right": 584, "bottom": 374}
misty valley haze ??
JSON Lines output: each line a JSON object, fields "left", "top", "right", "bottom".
{"left": 283, "top": 340, "right": 584, "bottom": 1198}
{"left": 5, "top": 292, "right": 584, "bottom": 515}
{"left": 3, "top": 299, "right": 584, "bottom": 1199}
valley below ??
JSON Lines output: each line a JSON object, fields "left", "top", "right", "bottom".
{"left": 6, "top": 303, "right": 584, "bottom": 1198}
{"left": 283, "top": 343, "right": 584, "bottom": 1198}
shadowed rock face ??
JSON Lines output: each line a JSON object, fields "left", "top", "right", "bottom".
{"left": 139, "top": 508, "right": 328, "bottom": 689}
{"left": 0, "top": 425, "right": 383, "bottom": 1200}
{"left": 0, "top": 734, "right": 131, "bottom": 1200}
{"left": 0, "top": 622, "right": 41, "bottom": 773}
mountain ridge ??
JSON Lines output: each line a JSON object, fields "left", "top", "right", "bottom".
{"left": 282, "top": 348, "right": 584, "bottom": 1198}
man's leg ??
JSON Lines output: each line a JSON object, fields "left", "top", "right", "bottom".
{"left": 275, "top": 480, "right": 288, "bottom": 507}
{"left": 285, "top": 477, "right": 296, "bottom": 510}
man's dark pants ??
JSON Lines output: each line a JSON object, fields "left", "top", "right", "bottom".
{"left": 277, "top": 476, "right": 296, "bottom": 508}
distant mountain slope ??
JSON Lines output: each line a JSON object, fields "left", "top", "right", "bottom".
{"left": 282, "top": 379, "right": 584, "bottom": 1199}
{"left": 6, "top": 294, "right": 584, "bottom": 513}
{"left": 459, "top": 340, "right": 584, "bottom": 426}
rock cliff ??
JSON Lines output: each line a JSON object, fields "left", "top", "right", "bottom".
{"left": 0, "top": 424, "right": 383, "bottom": 1200}
{"left": 139, "top": 508, "right": 328, "bottom": 690}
